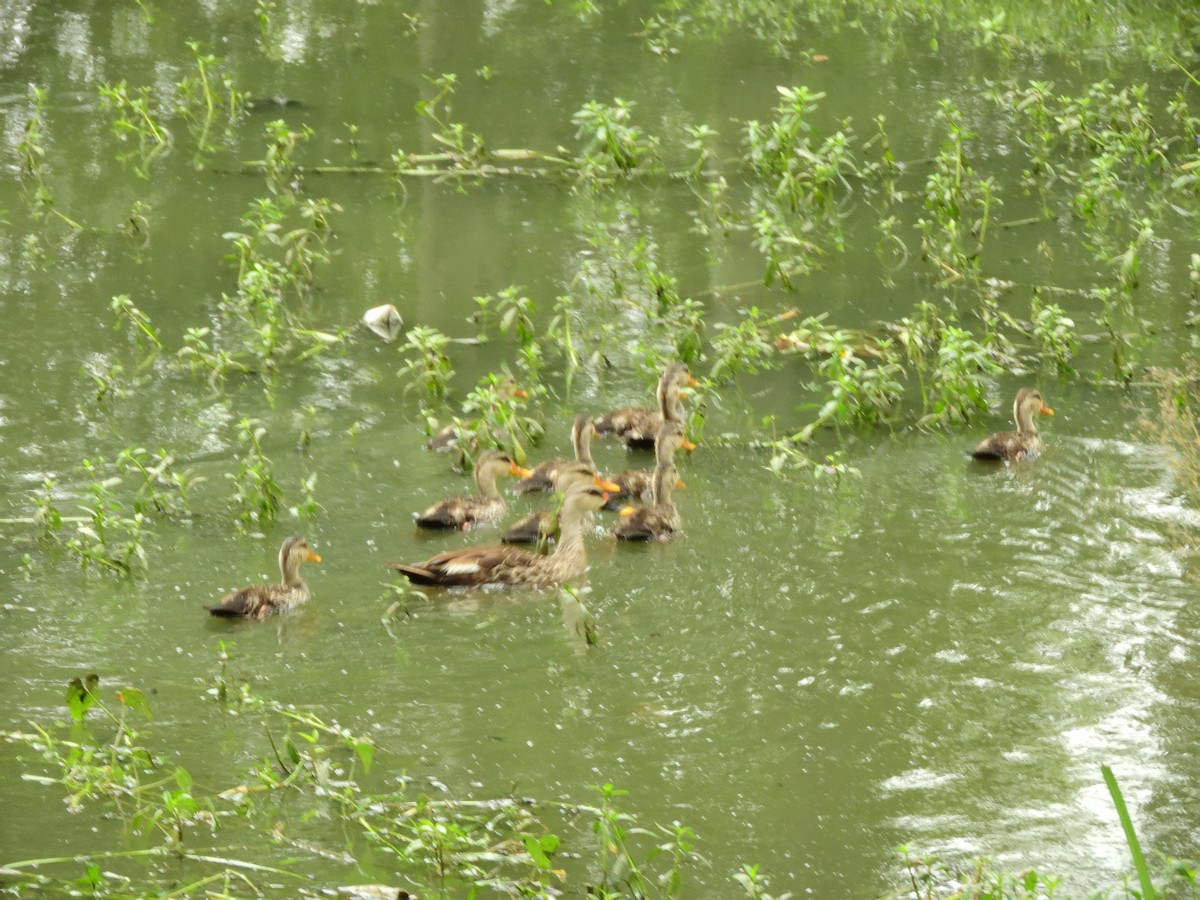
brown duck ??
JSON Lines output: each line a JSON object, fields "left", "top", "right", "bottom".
{"left": 606, "top": 421, "right": 694, "bottom": 508}
{"left": 390, "top": 481, "right": 611, "bottom": 587}
{"left": 515, "top": 415, "right": 598, "bottom": 493}
{"left": 415, "top": 450, "right": 532, "bottom": 530}
{"left": 207, "top": 536, "right": 321, "bottom": 619}
{"left": 613, "top": 456, "right": 684, "bottom": 542}
{"left": 592, "top": 362, "right": 698, "bottom": 450}
{"left": 502, "top": 462, "right": 621, "bottom": 545}
{"left": 971, "top": 388, "right": 1054, "bottom": 462}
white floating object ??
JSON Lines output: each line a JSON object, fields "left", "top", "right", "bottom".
{"left": 362, "top": 304, "right": 403, "bottom": 342}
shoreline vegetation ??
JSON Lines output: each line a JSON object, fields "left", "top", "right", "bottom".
{"left": 4, "top": 0, "right": 1200, "bottom": 896}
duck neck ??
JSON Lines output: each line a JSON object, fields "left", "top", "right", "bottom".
{"left": 573, "top": 424, "right": 596, "bottom": 469}
{"left": 1014, "top": 400, "right": 1038, "bottom": 435}
{"left": 475, "top": 464, "right": 502, "bottom": 499}
{"left": 651, "top": 464, "right": 677, "bottom": 514}
{"left": 552, "top": 503, "right": 589, "bottom": 562}
{"left": 280, "top": 554, "right": 306, "bottom": 588}
{"left": 658, "top": 383, "right": 684, "bottom": 423}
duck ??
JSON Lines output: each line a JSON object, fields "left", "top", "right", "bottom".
{"left": 515, "top": 415, "right": 598, "bottom": 493}
{"left": 207, "top": 536, "right": 321, "bottom": 619}
{"left": 971, "top": 388, "right": 1054, "bottom": 462}
{"left": 592, "top": 362, "right": 699, "bottom": 450}
{"left": 390, "top": 481, "right": 611, "bottom": 587}
{"left": 502, "top": 462, "right": 621, "bottom": 545}
{"left": 415, "top": 450, "right": 532, "bottom": 530}
{"left": 605, "top": 421, "right": 695, "bottom": 509}
{"left": 613, "top": 454, "right": 684, "bottom": 542}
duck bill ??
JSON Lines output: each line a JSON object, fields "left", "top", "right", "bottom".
{"left": 687, "top": 374, "right": 700, "bottom": 387}
{"left": 307, "top": 551, "right": 322, "bottom": 563}
{"left": 681, "top": 437, "right": 697, "bottom": 452}
{"left": 594, "top": 476, "right": 622, "bottom": 492}
{"left": 618, "top": 505, "right": 636, "bottom": 517}
{"left": 512, "top": 463, "right": 534, "bottom": 477}
{"left": 513, "top": 388, "right": 529, "bottom": 399}
{"left": 1040, "top": 406, "right": 1054, "bottom": 416}
{"left": 675, "top": 479, "right": 687, "bottom": 489}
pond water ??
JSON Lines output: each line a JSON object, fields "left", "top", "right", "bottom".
{"left": 1, "top": 2, "right": 1198, "bottom": 896}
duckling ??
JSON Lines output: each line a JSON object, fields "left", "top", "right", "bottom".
{"left": 971, "top": 388, "right": 1054, "bottom": 462}
{"left": 415, "top": 449, "right": 532, "bottom": 530}
{"left": 502, "top": 463, "right": 621, "bottom": 545}
{"left": 593, "top": 362, "right": 698, "bottom": 450}
{"left": 613, "top": 459, "right": 683, "bottom": 542}
{"left": 207, "top": 536, "right": 321, "bottom": 619}
{"left": 515, "top": 415, "right": 598, "bottom": 493}
{"left": 390, "top": 481, "right": 611, "bottom": 586}
{"left": 606, "top": 421, "right": 694, "bottom": 509}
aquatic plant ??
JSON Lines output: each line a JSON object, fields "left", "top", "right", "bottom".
{"left": 66, "top": 459, "right": 150, "bottom": 576}
{"left": 97, "top": 80, "right": 173, "bottom": 177}
{"left": 227, "top": 418, "right": 282, "bottom": 528}
{"left": 398, "top": 325, "right": 455, "bottom": 399}
{"left": 110, "top": 294, "right": 162, "bottom": 352}
{"left": 175, "top": 41, "right": 246, "bottom": 156}
{"left": 573, "top": 97, "right": 650, "bottom": 175}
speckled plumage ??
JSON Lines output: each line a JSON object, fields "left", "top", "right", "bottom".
{"left": 592, "top": 362, "right": 698, "bottom": 450}
{"left": 415, "top": 450, "right": 530, "bottom": 530}
{"left": 614, "top": 457, "right": 683, "bottom": 542}
{"left": 971, "top": 388, "right": 1054, "bottom": 462}
{"left": 503, "top": 464, "right": 619, "bottom": 545}
{"left": 207, "top": 536, "right": 321, "bottom": 619}
{"left": 392, "top": 482, "right": 611, "bottom": 586}
{"left": 516, "top": 416, "right": 597, "bottom": 493}
{"left": 604, "top": 421, "right": 694, "bottom": 509}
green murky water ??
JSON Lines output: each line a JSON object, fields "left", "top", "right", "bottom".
{"left": 1, "top": 2, "right": 1198, "bottom": 895}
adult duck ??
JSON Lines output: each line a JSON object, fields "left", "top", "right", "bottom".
{"left": 971, "top": 388, "right": 1054, "bottom": 462}
{"left": 502, "top": 462, "right": 620, "bottom": 545}
{"left": 207, "top": 536, "right": 321, "bottom": 619}
{"left": 415, "top": 450, "right": 531, "bottom": 530}
{"left": 613, "top": 457, "right": 684, "bottom": 542}
{"left": 390, "top": 481, "right": 611, "bottom": 586}
{"left": 515, "top": 415, "right": 598, "bottom": 493}
{"left": 606, "top": 421, "right": 694, "bottom": 508}
{"left": 593, "top": 362, "right": 698, "bottom": 450}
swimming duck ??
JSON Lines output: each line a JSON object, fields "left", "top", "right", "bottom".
{"left": 613, "top": 456, "right": 684, "bottom": 542}
{"left": 592, "top": 362, "right": 699, "bottom": 450}
{"left": 971, "top": 388, "right": 1054, "bottom": 462}
{"left": 415, "top": 450, "right": 532, "bottom": 530}
{"left": 390, "top": 481, "right": 611, "bottom": 586}
{"left": 207, "top": 536, "right": 321, "bottom": 619}
{"left": 515, "top": 415, "right": 598, "bottom": 493}
{"left": 502, "top": 462, "right": 621, "bottom": 545}
{"left": 606, "top": 421, "right": 695, "bottom": 508}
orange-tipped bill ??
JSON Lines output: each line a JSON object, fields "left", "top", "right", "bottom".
{"left": 675, "top": 479, "right": 687, "bottom": 489}
{"left": 681, "top": 436, "right": 697, "bottom": 452}
{"left": 594, "top": 475, "right": 622, "bottom": 492}
{"left": 1040, "top": 405, "right": 1054, "bottom": 416}
{"left": 307, "top": 550, "right": 322, "bottom": 563}
{"left": 618, "top": 505, "right": 636, "bottom": 517}
{"left": 511, "top": 463, "right": 534, "bottom": 478}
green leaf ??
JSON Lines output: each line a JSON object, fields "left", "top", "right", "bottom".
{"left": 523, "top": 835, "right": 551, "bottom": 868}
{"left": 174, "top": 766, "right": 193, "bottom": 793}
{"left": 66, "top": 675, "right": 100, "bottom": 722}
{"left": 117, "top": 687, "right": 152, "bottom": 719}
{"left": 354, "top": 740, "right": 374, "bottom": 774}
{"left": 286, "top": 737, "right": 300, "bottom": 765}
